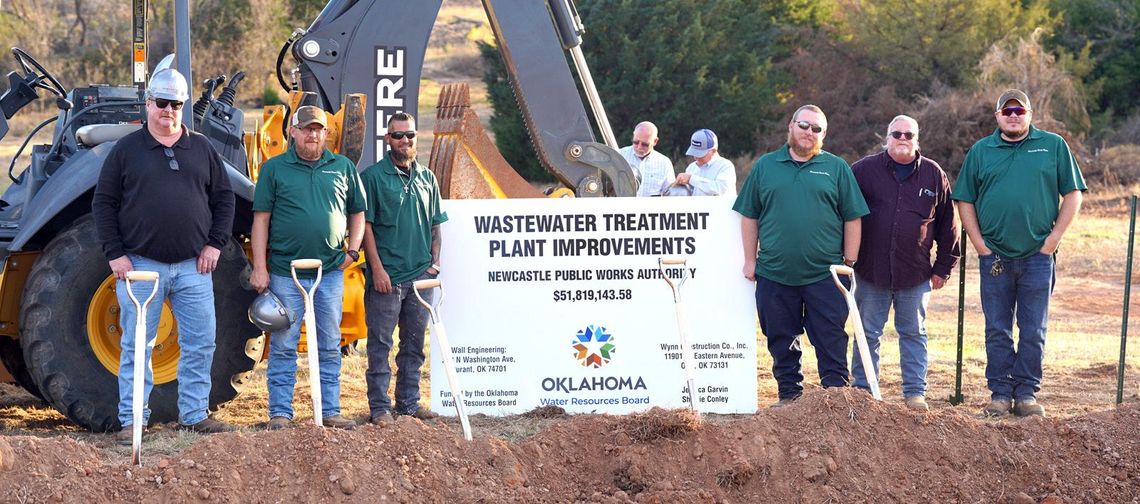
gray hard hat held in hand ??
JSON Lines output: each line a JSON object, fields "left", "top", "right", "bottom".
{"left": 146, "top": 68, "right": 190, "bottom": 102}
{"left": 248, "top": 291, "right": 296, "bottom": 332}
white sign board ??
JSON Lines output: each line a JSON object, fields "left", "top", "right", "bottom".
{"left": 432, "top": 196, "right": 757, "bottom": 415}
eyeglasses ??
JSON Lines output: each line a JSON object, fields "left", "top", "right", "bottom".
{"left": 890, "top": 131, "right": 916, "bottom": 140}
{"left": 389, "top": 130, "right": 416, "bottom": 140}
{"left": 631, "top": 140, "right": 652, "bottom": 148}
{"left": 795, "top": 121, "right": 823, "bottom": 134}
{"left": 1001, "top": 106, "right": 1028, "bottom": 117}
{"left": 154, "top": 98, "right": 184, "bottom": 111}
{"left": 297, "top": 126, "right": 327, "bottom": 136}
{"left": 162, "top": 147, "right": 179, "bottom": 171}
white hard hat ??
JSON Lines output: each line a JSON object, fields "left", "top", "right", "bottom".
{"left": 146, "top": 68, "right": 190, "bottom": 102}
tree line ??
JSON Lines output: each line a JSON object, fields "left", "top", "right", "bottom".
{"left": 482, "top": 0, "right": 1140, "bottom": 184}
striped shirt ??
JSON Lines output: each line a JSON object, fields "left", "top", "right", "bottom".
{"left": 684, "top": 154, "right": 736, "bottom": 196}
{"left": 619, "top": 146, "right": 676, "bottom": 197}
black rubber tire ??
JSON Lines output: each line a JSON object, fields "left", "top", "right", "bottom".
{"left": 0, "top": 335, "right": 44, "bottom": 400}
{"left": 20, "top": 215, "right": 263, "bottom": 432}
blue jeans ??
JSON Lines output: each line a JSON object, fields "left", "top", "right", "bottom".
{"left": 756, "top": 276, "right": 851, "bottom": 400}
{"left": 266, "top": 270, "right": 345, "bottom": 419}
{"left": 117, "top": 255, "right": 216, "bottom": 427}
{"left": 851, "top": 276, "right": 931, "bottom": 398}
{"left": 978, "top": 253, "right": 1054, "bottom": 401}
{"left": 364, "top": 272, "right": 434, "bottom": 416}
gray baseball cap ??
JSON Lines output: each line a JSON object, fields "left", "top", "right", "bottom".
{"left": 996, "top": 89, "right": 1031, "bottom": 111}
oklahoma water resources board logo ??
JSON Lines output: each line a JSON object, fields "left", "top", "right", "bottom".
{"left": 572, "top": 324, "right": 615, "bottom": 368}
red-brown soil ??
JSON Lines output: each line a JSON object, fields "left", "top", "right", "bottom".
{"left": 3, "top": 388, "right": 1139, "bottom": 503}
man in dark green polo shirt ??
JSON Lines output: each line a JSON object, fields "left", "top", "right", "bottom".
{"left": 733, "top": 104, "right": 869, "bottom": 408}
{"left": 250, "top": 105, "right": 365, "bottom": 430}
{"left": 360, "top": 112, "right": 448, "bottom": 425}
{"left": 954, "top": 89, "right": 1086, "bottom": 418}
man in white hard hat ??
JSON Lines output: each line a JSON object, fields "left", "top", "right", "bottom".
{"left": 93, "top": 68, "right": 237, "bottom": 443}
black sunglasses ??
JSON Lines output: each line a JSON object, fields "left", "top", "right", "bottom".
{"left": 890, "top": 131, "right": 916, "bottom": 140}
{"left": 162, "top": 147, "right": 179, "bottom": 171}
{"left": 1001, "top": 106, "right": 1028, "bottom": 117}
{"left": 389, "top": 130, "right": 416, "bottom": 140}
{"left": 795, "top": 121, "right": 823, "bottom": 134}
{"left": 154, "top": 98, "right": 184, "bottom": 111}
{"left": 631, "top": 140, "right": 652, "bottom": 148}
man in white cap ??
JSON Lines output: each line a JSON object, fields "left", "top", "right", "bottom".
{"left": 954, "top": 89, "right": 1086, "bottom": 418}
{"left": 93, "top": 68, "right": 236, "bottom": 442}
{"left": 675, "top": 128, "right": 736, "bottom": 196}
{"left": 618, "top": 121, "right": 675, "bottom": 197}
{"left": 250, "top": 105, "right": 365, "bottom": 431}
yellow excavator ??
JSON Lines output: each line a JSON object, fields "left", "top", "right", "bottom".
{"left": 0, "top": 0, "right": 637, "bottom": 431}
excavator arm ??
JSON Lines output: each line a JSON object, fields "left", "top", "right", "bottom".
{"left": 266, "top": 0, "right": 637, "bottom": 198}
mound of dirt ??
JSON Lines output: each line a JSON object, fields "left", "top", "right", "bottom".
{"left": 2, "top": 389, "right": 1138, "bottom": 503}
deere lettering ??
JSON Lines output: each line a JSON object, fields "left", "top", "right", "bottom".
{"left": 541, "top": 376, "right": 647, "bottom": 392}
{"left": 373, "top": 46, "right": 406, "bottom": 161}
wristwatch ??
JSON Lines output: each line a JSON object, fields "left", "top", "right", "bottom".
{"left": 843, "top": 257, "right": 856, "bottom": 267}
{"left": 346, "top": 249, "right": 360, "bottom": 262}
{"left": 430, "top": 263, "right": 441, "bottom": 273}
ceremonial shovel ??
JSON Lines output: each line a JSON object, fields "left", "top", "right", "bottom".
{"left": 291, "top": 259, "right": 325, "bottom": 427}
{"left": 659, "top": 257, "right": 701, "bottom": 416}
{"left": 829, "top": 265, "right": 882, "bottom": 400}
{"left": 124, "top": 270, "right": 159, "bottom": 466}
{"left": 413, "top": 279, "right": 472, "bottom": 441}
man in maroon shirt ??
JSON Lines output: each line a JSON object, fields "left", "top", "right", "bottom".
{"left": 850, "top": 115, "right": 960, "bottom": 410}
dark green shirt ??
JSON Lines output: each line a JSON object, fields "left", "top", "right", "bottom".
{"left": 953, "top": 126, "right": 1086, "bottom": 258}
{"left": 733, "top": 145, "right": 869, "bottom": 286}
{"left": 360, "top": 154, "right": 448, "bottom": 285}
{"left": 252, "top": 146, "right": 366, "bottom": 277}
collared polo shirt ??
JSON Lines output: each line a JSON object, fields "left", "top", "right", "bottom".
{"left": 619, "top": 146, "right": 676, "bottom": 197}
{"left": 360, "top": 154, "right": 449, "bottom": 285}
{"left": 252, "top": 146, "right": 366, "bottom": 277}
{"left": 733, "top": 145, "right": 869, "bottom": 286}
{"left": 852, "top": 150, "right": 960, "bottom": 289}
{"left": 953, "top": 126, "right": 1086, "bottom": 258}
{"left": 684, "top": 154, "right": 737, "bottom": 196}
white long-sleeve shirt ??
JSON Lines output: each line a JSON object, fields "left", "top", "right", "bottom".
{"left": 683, "top": 154, "right": 736, "bottom": 196}
{"left": 619, "top": 146, "right": 676, "bottom": 197}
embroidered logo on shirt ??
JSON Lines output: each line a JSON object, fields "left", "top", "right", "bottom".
{"left": 808, "top": 170, "right": 830, "bottom": 177}
{"left": 1027, "top": 148, "right": 1049, "bottom": 153}
{"left": 320, "top": 170, "right": 340, "bottom": 175}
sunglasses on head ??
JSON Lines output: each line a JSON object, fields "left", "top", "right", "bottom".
{"left": 154, "top": 98, "right": 184, "bottom": 111}
{"left": 162, "top": 147, "right": 179, "bottom": 171}
{"left": 890, "top": 131, "right": 916, "bottom": 140}
{"left": 389, "top": 130, "right": 416, "bottom": 140}
{"left": 795, "top": 121, "right": 823, "bottom": 134}
{"left": 1001, "top": 106, "right": 1028, "bottom": 117}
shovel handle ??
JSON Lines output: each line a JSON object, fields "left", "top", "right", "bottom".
{"left": 291, "top": 258, "right": 323, "bottom": 270}
{"left": 659, "top": 256, "right": 687, "bottom": 266}
{"left": 414, "top": 279, "right": 442, "bottom": 290}
{"left": 125, "top": 271, "right": 159, "bottom": 281}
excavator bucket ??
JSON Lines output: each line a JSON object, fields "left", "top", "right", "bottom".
{"left": 429, "top": 83, "right": 543, "bottom": 199}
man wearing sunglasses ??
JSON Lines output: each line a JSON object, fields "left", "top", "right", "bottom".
{"left": 359, "top": 112, "right": 449, "bottom": 425}
{"left": 849, "top": 115, "right": 960, "bottom": 411}
{"left": 93, "top": 68, "right": 236, "bottom": 442}
{"left": 733, "top": 104, "right": 868, "bottom": 407}
{"left": 250, "top": 105, "right": 365, "bottom": 431}
{"left": 618, "top": 121, "right": 675, "bottom": 197}
{"left": 954, "top": 89, "right": 1086, "bottom": 418}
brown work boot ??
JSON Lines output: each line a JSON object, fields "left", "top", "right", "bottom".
{"left": 401, "top": 408, "right": 440, "bottom": 420}
{"left": 1013, "top": 398, "right": 1045, "bottom": 417}
{"left": 266, "top": 416, "right": 291, "bottom": 431}
{"left": 322, "top": 415, "right": 357, "bottom": 430}
{"left": 904, "top": 395, "right": 930, "bottom": 411}
{"left": 982, "top": 398, "right": 1013, "bottom": 418}
{"left": 114, "top": 426, "right": 140, "bottom": 446}
{"left": 769, "top": 395, "right": 800, "bottom": 409}
{"left": 182, "top": 417, "right": 236, "bottom": 434}
{"left": 370, "top": 412, "right": 395, "bottom": 426}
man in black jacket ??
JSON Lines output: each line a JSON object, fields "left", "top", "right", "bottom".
{"left": 92, "top": 68, "right": 236, "bottom": 443}
{"left": 849, "top": 115, "right": 960, "bottom": 411}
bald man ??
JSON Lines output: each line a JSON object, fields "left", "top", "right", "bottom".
{"left": 618, "top": 121, "right": 675, "bottom": 197}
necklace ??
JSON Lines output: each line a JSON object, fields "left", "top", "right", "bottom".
{"left": 397, "top": 167, "right": 412, "bottom": 193}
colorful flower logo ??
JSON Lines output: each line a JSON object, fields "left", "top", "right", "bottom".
{"left": 572, "top": 325, "right": 615, "bottom": 368}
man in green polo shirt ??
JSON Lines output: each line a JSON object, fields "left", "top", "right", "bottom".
{"left": 250, "top": 105, "right": 365, "bottom": 430}
{"left": 360, "top": 112, "right": 448, "bottom": 425}
{"left": 733, "top": 104, "right": 869, "bottom": 408}
{"left": 954, "top": 89, "right": 1086, "bottom": 418}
